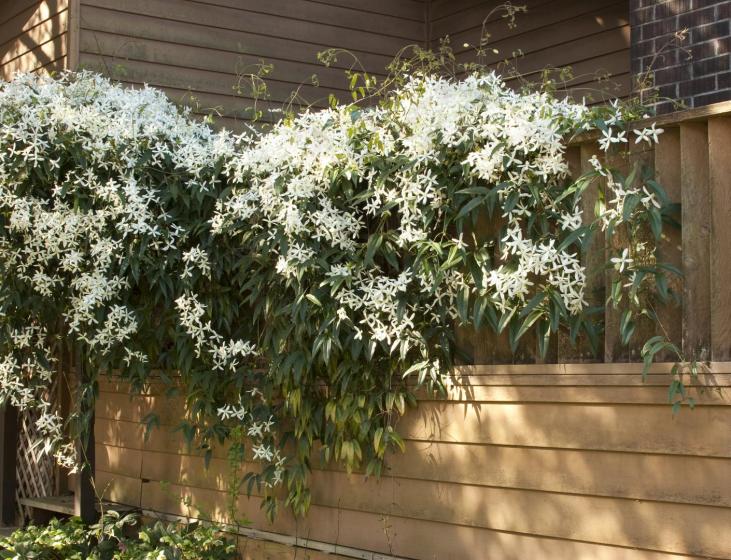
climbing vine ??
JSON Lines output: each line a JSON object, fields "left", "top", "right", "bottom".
{"left": 0, "top": 64, "right": 679, "bottom": 519}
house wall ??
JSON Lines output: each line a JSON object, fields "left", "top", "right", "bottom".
{"left": 75, "top": 0, "right": 427, "bottom": 131}
{"left": 429, "top": 0, "right": 632, "bottom": 102}
{"left": 0, "top": 0, "right": 70, "bottom": 80}
{"left": 0, "top": 0, "right": 635, "bottom": 126}
{"left": 95, "top": 361, "right": 731, "bottom": 560}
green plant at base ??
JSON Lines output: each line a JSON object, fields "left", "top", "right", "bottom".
{"left": 0, "top": 512, "right": 238, "bottom": 560}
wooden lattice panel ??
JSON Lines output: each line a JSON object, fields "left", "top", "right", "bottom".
{"left": 14, "top": 406, "right": 57, "bottom": 522}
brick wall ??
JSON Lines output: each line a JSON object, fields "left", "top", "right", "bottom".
{"left": 631, "top": 0, "right": 731, "bottom": 113}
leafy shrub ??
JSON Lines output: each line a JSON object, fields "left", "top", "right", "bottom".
{"left": 0, "top": 512, "right": 238, "bottom": 560}
{"left": 0, "top": 63, "right": 678, "bottom": 518}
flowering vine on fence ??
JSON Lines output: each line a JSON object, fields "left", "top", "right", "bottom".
{"left": 0, "top": 69, "right": 676, "bottom": 518}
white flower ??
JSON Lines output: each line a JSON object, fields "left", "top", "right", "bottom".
{"left": 634, "top": 122, "right": 664, "bottom": 144}
{"left": 588, "top": 154, "right": 607, "bottom": 177}
{"left": 610, "top": 248, "right": 634, "bottom": 273}
{"left": 599, "top": 128, "right": 628, "bottom": 151}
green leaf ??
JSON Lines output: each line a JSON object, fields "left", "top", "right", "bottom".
{"left": 519, "top": 292, "right": 545, "bottom": 318}
{"left": 619, "top": 309, "right": 635, "bottom": 345}
{"left": 557, "top": 225, "right": 589, "bottom": 252}
{"left": 622, "top": 193, "right": 641, "bottom": 221}
{"left": 456, "top": 196, "right": 484, "bottom": 220}
{"left": 647, "top": 207, "right": 662, "bottom": 240}
{"left": 305, "top": 294, "right": 322, "bottom": 307}
{"left": 364, "top": 233, "right": 383, "bottom": 265}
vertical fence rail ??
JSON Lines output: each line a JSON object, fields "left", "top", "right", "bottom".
{"left": 709, "top": 117, "right": 731, "bottom": 361}
{"left": 568, "top": 104, "right": 731, "bottom": 365}
{"left": 459, "top": 101, "right": 731, "bottom": 365}
{"left": 0, "top": 406, "right": 18, "bottom": 526}
{"left": 653, "top": 127, "right": 682, "bottom": 360}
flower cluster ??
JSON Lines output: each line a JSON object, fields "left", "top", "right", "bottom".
{"left": 0, "top": 70, "right": 670, "bottom": 519}
{"left": 0, "top": 71, "right": 234, "bottom": 465}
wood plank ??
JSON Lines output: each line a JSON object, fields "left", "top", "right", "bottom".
{"left": 422, "top": 384, "right": 730, "bottom": 404}
{"left": 95, "top": 444, "right": 142, "bottom": 479}
{"left": 558, "top": 146, "right": 585, "bottom": 362}
{"left": 653, "top": 128, "right": 683, "bottom": 359}
{"left": 133, "top": 447, "right": 731, "bottom": 556}
{"left": 0, "top": 10, "right": 67, "bottom": 65}
{"left": 79, "top": 5, "right": 395, "bottom": 75}
{"left": 430, "top": 373, "right": 731, "bottom": 387}
{"left": 387, "top": 441, "right": 731, "bottom": 508}
{"left": 579, "top": 142, "right": 604, "bottom": 361}
{"left": 680, "top": 122, "right": 711, "bottom": 360}
{"left": 453, "top": 205, "right": 508, "bottom": 365}
{"left": 135, "top": 479, "right": 713, "bottom": 560}
{"left": 137, "top": 441, "right": 731, "bottom": 508}
{"left": 97, "top": 387, "right": 731, "bottom": 456}
{"left": 398, "top": 401, "right": 731, "bottom": 457}
{"left": 0, "top": 0, "right": 45, "bottom": 27}
{"left": 482, "top": 29, "right": 630, "bottom": 82}
{"left": 67, "top": 0, "right": 78, "bottom": 70}
{"left": 453, "top": 361, "right": 731, "bottom": 375}
{"left": 82, "top": 0, "right": 410, "bottom": 57}
{"left": 0, "top": 33, "right": 66, "bottom": 78}
{"left": 94, "top": 470, "right": 142, "bottom": 507}
{"left": 431, "top": 0, "right": 554, "bottom": 34}
{"left": 313, "top": 0, "right": 424, "bottom": 21}
{"left": 708, "top": 117, "right": 731, "bottom": 360}
{"left": 95, "top": 361, "right": 731, "bottom": 381}
{"left": 605, "top": 141, "right": 648, "bottom": 362}
{"left": 172, "top": 0, "right": 425, "bottom": 41}
{"left": 0, "top": 406, "right": 18, "bottom": 525}
{"left": 130, "top": 472, "right": 731, "bottom": 559}
{"left": 0, "top": 0, "right": 66, "bottom": 47}
{"left": 306, "top": 469, "right": 731, "bottom": 558}
{"left": 78, "top": 54, "right": 331, "bottom": 108}
{"left": 79, "top": 29, "right": 369, "bottom": 93}
{"left": 449, "top": 0, "right": 625, "bottom": 56}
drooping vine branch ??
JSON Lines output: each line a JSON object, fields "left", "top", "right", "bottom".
{"left": 0, "top": 66, "right": 683, "bottom": 521}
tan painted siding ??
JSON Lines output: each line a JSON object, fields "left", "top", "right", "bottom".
{"left": 0, "top": 0, "right": 69, "bottom": 80}
{"left": 95, "top": 361, "right": 731, "bottom": 560}
{"left": 76, "top": 0, "right": 426, "bottom": 131}
{"left": 429, "top": 0, "right": 631, "bottom": 102}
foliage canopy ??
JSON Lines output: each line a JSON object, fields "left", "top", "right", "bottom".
{"left": 0, "top": 64, "right": 678, "bottom": 518}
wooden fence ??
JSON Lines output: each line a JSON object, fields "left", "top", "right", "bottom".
{"left": 456, "top": 101, "right": 731, "bottom": 366}
{"left": 92, "top": 104, "right": 731, "bottom": 559}
{"left": 95, "top": 361, "right": 731, "bottom": 560}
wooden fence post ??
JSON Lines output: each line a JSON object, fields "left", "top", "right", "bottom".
{"left": 0, "top": 405, "right": 18, "bottom": 525}
{"left": 74, "top": 349, "right": 96, "bottom": 524}
{"left": 654, "top": 127, "right": 683, "bottom": 359}
{"left": 709, "top": 117, "right": 731, "bottom": 361}
{"left": 680, "top": 122, "right": 711, "bottom": 360}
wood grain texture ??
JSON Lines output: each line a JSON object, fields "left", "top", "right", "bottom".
{"left": 577, "top": 143, "right": 604, "bottom": 361}
{"left": 680, "top": 122, "right": 711, "bottom": 360}
{"left": 0, "top": 0, "right": 69, "bottom": 79}
{"left": 653, "top": 128, "right": 683, "bottom": 358}
{"left": 94, "top": 365, "right": 731, "bottom": 560}
{"left": 709, "top": 117, "right": 731, "bottom": 361}
{"left": 76, "top": 0, "right": 422, "bottom": 125}
{"left": 430, "top": 0, "right": 631, "bottom": 102}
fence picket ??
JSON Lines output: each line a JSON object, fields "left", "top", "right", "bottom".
{"left": 680, "top": 122, "right": 711, "bottom": 360}
{"left": 709, "top": 117, "right": 731, "bottom": 361}
{"left": 653, "top": 127, "right": 683, "bottom": 359}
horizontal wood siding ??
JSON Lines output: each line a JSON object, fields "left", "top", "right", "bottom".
{"left": 76, "top": 0, "right": 426, "bottom": 130}
{"left": 429, "top": 0, "right": 631, "bottom": 102}
{"left": 0, "top": 0, "right": 69, "bottom": 79}
{"left": 95, "top": 362, "right": 731, "bottom": 559}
